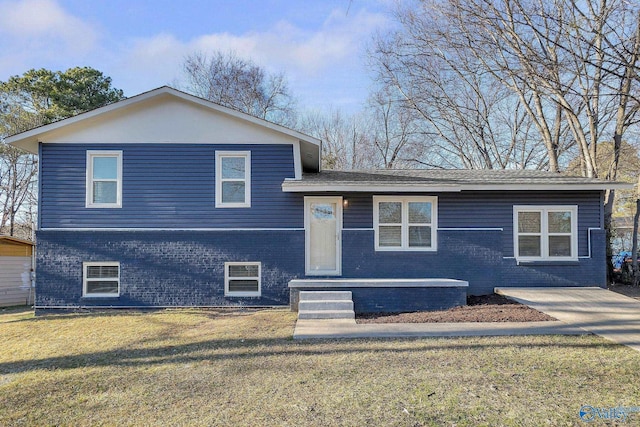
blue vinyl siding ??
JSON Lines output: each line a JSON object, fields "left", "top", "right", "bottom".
{"left": 341, "top": 191, "right": 602, "bottom": 257}
{"left": 40, "top": 143, "right": 303, "bottom": 229}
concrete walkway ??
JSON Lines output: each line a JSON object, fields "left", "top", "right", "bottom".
{"left": 293, "top": 287, "right": 640, "bottom": 352}
{"left": 496, "top": 287, "right": 640, "bottom": 352}
{"left": 293, "top": 319, "right": 585, "bottom": 339}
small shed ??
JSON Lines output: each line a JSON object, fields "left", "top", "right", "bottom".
{"left": 0, "top": 236, "right": 34, "bottom": 307}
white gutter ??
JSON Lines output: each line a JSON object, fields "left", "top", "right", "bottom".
{"left": 281, "top": 182, "right": 633, "bottom": 192}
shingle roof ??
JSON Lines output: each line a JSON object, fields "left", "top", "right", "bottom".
{"left": 281, "top": 169, "right": 631, "bottom": 192}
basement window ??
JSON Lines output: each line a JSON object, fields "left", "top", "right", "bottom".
{"left": 225, "top": 262, "right": 261, "bottom": 297}
{"left": 83, "top": 262, "right": 120, "bottom": 297}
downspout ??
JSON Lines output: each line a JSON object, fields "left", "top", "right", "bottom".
{"left": 29, "top": 141, "right": 42, "bottom": 307}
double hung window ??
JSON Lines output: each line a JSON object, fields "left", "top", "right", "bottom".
{"left": 86, "top": 151, "right": 122, "bottom": 208}
{"left": 225, "top": 262, "right": 261, "bottom": 296}
{"left": 216, "top": 151, "right": 251, "bottom": 207}
{"left": 83, "top": 262, "right": 120, "bottom": 297}
{"left": 373, "top": 196, "right": 437, "bottom": 251}
{"left": 514, "top": 206, "right": 577, "bottom": 260}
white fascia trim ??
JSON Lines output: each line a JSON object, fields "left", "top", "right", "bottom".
{"left": 292, "top": 141, "right": 302, "bottom": 179}
{"left": 283, "top": 184, "right": 462, "bottom": 193}
{"left": 6, "top": 86, "right": 320, "bottom": 153}
{"left": 40, "top": 227, "right": 305, "bottom": 232}
{"left": 282, "top": 183, "right": 629, "bottom": 192}
{"left": 461, "top": 183, "right": 632, "bottom": 191}
{"left": 43, "top": 140, "right": 300, "bottom": 146}
{"left": 438, "top": 227, "right": 504, "bottom": 231}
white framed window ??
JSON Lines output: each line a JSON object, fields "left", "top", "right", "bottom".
{"left": 215, "top": 151, "right": 251, "bottom": 208}
{"left": 373, "top": 196, "right": 437, "bottom": 251}
{"left": 86, "top": 151, "right": 122, "bottom": 208}
{"left": 225, "top": 262, "right": 261, "bottom": 297}
{"left": 514, "top": 205, "right": 578, "bottom": 261}
{"left": 83, "top": 262, "right": 120, "bottom": 297}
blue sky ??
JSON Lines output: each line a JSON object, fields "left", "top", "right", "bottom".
{"left": 0, "top": 0, "right": 393, "bottom": 113}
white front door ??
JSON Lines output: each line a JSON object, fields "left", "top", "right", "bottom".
{"left": 305, "top": 196, "right": 342, "bottom": 275}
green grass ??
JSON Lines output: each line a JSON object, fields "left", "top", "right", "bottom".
{"left": 1, "top": 308, "right": 639, "bottom": 426}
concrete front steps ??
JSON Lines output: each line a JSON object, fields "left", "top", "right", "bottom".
{"left": 298, "top": 291, "right": 355, "bottom": 320}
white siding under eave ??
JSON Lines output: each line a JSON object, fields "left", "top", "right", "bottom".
{"left": 0, "top": 256, "right": 33, "bottom": 306}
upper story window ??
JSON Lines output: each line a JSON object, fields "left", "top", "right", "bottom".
{"left": 514, "top": 205, "right": 578, "bottom": 261}
{"left": 86, "top": 151, "right": 122, "bottom": 208}
{"left": 215, "top": 151, "right": 251, "bottom": 208}
{"left": 373, "top": 196, "right": 437, "bottom": 251}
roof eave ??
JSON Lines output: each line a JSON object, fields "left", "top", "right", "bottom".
{"left": 6, "top": 86, "right": 321, "bottom": 155}
{"left": 281, "top": 182, "right": 633, "bottom": 192}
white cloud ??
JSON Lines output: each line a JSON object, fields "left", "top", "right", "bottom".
{"left": 113, "top": 6, "right": 389, "bottom": 110}
{"left": 0, "top": 0, "right": 97, "bottom": 53}
{"left": 120, "top": 7, "right": 388, "bottom": 79}
{"left": 0, "top": 2, "right": 390, "bottom": 112}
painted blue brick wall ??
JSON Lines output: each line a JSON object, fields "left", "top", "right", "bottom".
{"left": 341, "top": 230, "right": 501, "bottom": 294}
{"left": 40, "top": 143, "right": 303, "bottom": 228}
{"left": 340, "top": 229, "right": 605, "bottom": 295}
{"left": 36, "top": 230, "right": 305, "bottom": 308}
{"left": 500, "top": 228, "right": 607, "bottom": 294}
{"left": 36, "top": 227, "right": 606, "bottom": 309}
{"left": 350, "top": 287, "right": 466, "bottom": 313}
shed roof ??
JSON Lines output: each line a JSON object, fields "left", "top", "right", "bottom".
{"left": 282, "top": 169, "right": 632, "bottom": 192}
{"left": 0, "top": 235, "right": 34, "bottom": 246}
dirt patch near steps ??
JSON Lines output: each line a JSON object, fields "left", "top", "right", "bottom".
{"left": 356, "top": 294, "right": 556, "bottom": 323}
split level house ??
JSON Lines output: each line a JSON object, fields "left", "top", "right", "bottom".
{"left": 7, "top": 87, "right": 629, "bottom": 314}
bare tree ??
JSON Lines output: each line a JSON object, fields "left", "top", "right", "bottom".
{"left": 298, "top": 109, "right": 375, "bottom": 170}
{"left": 0, "top": 145, "right": 37, "bottom": 238}
{"left": 182, "top": 51, "right": 297, "bottom": 126}
{"left": 373, "top": 0, "right": 640, "bottom": 177}
{"left": 370, "top": 1, "right": 554, "bottom": 170}
{"left": 366, "top": 87, "right": 426, "bottom": 168}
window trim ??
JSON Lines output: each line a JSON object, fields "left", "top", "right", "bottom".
{"left": 373, "top": 196, "right": 438, "bottom": 251}
{"left": 513, "top": 205, "right": 578, "bottom": 261}
{"left": 224, "top": 262, "right": 261, "bottom": 297}
{"left": 82, "top": 261, "right": 120, "bottom": 298}
{"left": 215, "top": 151, "right": 251, "bottom": 208}
{"left": 86, "top": 150, "right": 123, "bottom": 208}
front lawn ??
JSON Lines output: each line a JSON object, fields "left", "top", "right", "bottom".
{"left": 1, "top": 308, "right": 639, "bottom": 426}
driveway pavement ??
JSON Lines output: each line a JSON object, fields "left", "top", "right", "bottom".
{"left": 496, "top": 287, "right": 640, "bottom": 352}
